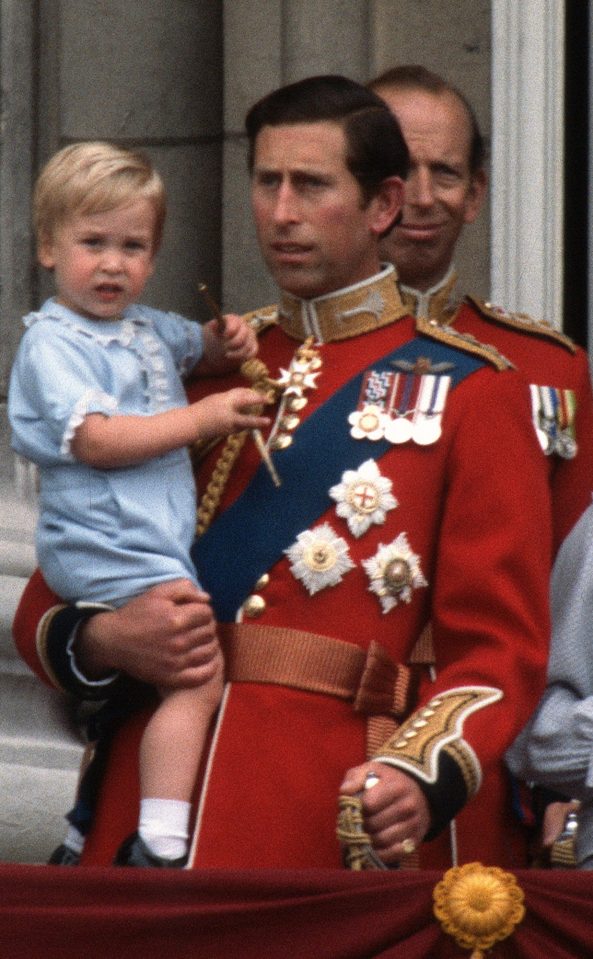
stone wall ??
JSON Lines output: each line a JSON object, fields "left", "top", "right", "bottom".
{"left": 0, "top": 403, "right": 85, "bottom": 863}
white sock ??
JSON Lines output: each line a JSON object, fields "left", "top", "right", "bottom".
{"left": 138, "top": 798, "right": 191, "bottom": 860}
{"left": 64, "top": 825, "right": 85, "bottom": 855}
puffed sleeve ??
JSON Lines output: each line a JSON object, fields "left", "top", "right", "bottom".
{"left": 9, "top": 320, "right": 118, "bottom": 465}
{"left": 506, "top": 502, "right": 593, "bottom": 801}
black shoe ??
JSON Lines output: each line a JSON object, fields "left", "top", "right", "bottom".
{"left": 48, "top": 843, "right": 81, "bottom": 866}
{"left": 113, "top": 832, "right": 188, "bottom": 868}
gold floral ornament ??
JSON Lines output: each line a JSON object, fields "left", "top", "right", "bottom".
{"left": 433, "top": 862, "right": 525, "bottom": 958}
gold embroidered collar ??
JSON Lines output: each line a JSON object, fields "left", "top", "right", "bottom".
{"left": 278, "top": 265, "right": 408, "bottom": 343}
{"left": 399, "top": 267, "right": 459, "bottom": 324}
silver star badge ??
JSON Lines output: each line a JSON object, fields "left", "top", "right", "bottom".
{"left": 363, "top": 533, "right": 428, "bottom": 613}
{"left": 285, "top": 523, "right": 355, "bottom": 595}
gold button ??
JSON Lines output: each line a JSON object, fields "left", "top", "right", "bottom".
{"left": 286, "top": 396, "right": 307, "bottom": 412}
{"left": 280, "top": 414, "right": 300, "bottom": 431}
{"left": 270, "top": 433, "right": 292, "bottom": 451}
{"left": 254, "top": 573, "right": 270, "bottom": 591}
{"left": 243, "top": 594, "right": 266, "bottom": 618}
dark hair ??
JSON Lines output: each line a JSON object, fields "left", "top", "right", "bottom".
{"left": 245, "top": 74, "right": 409, "bottom": 203}
{"left": 369, "top": 64, "right": 486, "bottom": 174}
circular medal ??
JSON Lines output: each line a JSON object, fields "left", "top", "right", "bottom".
{"left": 384, "top": 416, "right": 413, "bottom": 444}
{"left": 559, "top": 435, "right": 577, "bottom": 459}
{"left": 413, "top": 414, "right": 442, "bottom": 446}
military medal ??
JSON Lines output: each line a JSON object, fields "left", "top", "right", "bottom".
{"left": 285, "top": 522, "right": 355, "bottom": 595}
{"left": 530, "top": 384, "right": 577, "bottom": 459}
{"left": 363, "top": 533, "right": 428, "bottom": 613}
{"left": 351, "top": 361, "right": 451, "bottom": 448}
{"left": 348, "top": 404, "right": 389, "bottom": 441}
{"left": 530, "top": 384, "right": 551, "bottom": 452}
{"left": 383, "top": 373, "right": 417, "bottom": 444}
{"left": 384, "top": 415, "right": 414, "bottom": 444}
{"left": 329, "top": 458, "right": 398, "bottom": 537}
{"left": 412, "top": 374, "right": 451, "bottom": 446}
{"left": 557, "top": 388, "right": 577, "bottom": 459}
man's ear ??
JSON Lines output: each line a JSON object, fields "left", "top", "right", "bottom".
{"left": 464, "top": 168, "right": 487, "bottom": 225}
{"left": 369, "top": 176, "right": 405, "bottom": 237}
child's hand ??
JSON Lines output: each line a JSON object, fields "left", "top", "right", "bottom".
{"left": 191, "top": 387, "right": 270, "bottom": 442}
{"left": 202, "top": 313, "right": 258, "bottom": 373}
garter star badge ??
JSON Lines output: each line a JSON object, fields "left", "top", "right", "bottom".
{"left": 329, "top": 459, "right": 398, "bottom": 537}
{"left": 285, "top": 523, "right": 355, "bottom": 595}
{"left": 363, "top": 533, "right": 428, "bottom": 612}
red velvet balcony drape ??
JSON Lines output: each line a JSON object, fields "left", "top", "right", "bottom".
{"left": 1, "top": 865, "right": 591, "bottom": 958}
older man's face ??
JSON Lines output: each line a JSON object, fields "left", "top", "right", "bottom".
{"left": 251, "top": 120, "right": 402, "bottom": 300}
{"left": 378, "top": 87, "right": 486, "bottom": 292}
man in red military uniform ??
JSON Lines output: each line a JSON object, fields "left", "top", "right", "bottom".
{"left": 370, "top": 64, "right": 593, "bottom": 862}
{"left": 14, "top": 75, "right": 552, "bottom": 870}
{"left": 369, "top": 64, "right": 593, "bottom": 554}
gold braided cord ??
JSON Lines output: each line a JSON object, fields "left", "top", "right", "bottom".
{"left": 195, "top": 356, "right": 282, "bottom": 537}
{"left": 336, "top": 795, "right": 386, "bottom": 871}
{"left": 196, "top": 430, "right": 248, "bottom": 536}
{"left": 433, "top": 862, "right": 525, "bottom": 958}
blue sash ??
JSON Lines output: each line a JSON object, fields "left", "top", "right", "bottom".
{"left": 192, "top": 337, "right": 483, "bottom": 620}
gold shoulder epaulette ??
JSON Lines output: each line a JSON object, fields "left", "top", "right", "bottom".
{"left": 416, "top": 315, "right": 513, "bottom": 372}
{"left": 467, "top": 295, "right": 577, "bottom": 354}
{"left": 243, "top": 304, "right": 279, "bottom": 335}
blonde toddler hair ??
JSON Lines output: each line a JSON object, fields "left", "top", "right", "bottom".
{"left": 33, "top": 141, "right": 167, "bottom": 253}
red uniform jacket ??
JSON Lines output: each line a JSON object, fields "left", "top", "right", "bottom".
{"left": 401, "top": 278, "right": 593, "bottom": 553}
{"left": 13, "top": 269, "right": 552, "bottom": 869}
{"left": 400, "top": 276, "right": 593, "bottom": 863}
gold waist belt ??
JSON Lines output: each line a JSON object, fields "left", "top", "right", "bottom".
{"left": 219, "top": 623, "right": 415, "bottom": 719}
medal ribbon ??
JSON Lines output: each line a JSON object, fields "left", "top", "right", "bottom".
{"left": 193, "top": 338, "right": 484, "bottom": 621}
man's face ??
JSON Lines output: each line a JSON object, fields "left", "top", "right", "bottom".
{"left": 377, "top": 87, "right": 486, "bottom": 292}
{"left": 251, "top": 120, "right": 402, "bottom": 300}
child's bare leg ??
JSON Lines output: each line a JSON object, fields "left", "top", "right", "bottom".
{"left": 137, "top": 659, "right": 224, "bottom": 860}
